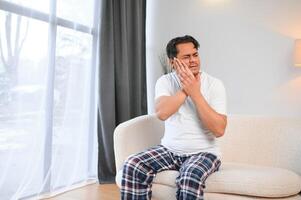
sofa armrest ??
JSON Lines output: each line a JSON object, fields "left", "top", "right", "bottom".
{"left": 114, "top": 114, "right": 164, "bottom": 171}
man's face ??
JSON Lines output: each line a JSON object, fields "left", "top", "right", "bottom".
{"left": 175, "top": 42, "right": 201, "bottom": 75}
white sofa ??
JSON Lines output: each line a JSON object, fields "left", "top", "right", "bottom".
{"left": 114, "top": 115, "right": 301, "bottom": 199}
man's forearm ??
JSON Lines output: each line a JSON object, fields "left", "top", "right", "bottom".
{"left": 191, "top": 93, "right": 227, "bottom": 137}
{"left": 155, "top": 90, "right": 187, "bottom": 121}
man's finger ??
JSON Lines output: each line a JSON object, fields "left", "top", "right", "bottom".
{"left": 175, "top": 59, "right": 185, "bottom": 75}
{"left": 174, "top": 59, "right": 183, "bottom": 72}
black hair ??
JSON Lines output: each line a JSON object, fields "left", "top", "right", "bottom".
{"left": 166, "top": 35, "right": 200, "bottom": 59}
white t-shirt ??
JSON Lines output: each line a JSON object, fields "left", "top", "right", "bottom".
{"left": 155, "top": 71, "right": 227, "bottom": 157}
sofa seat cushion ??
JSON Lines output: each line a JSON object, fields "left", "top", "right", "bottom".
{"left": 115, "top": 162, "right": 301, "bottom": 197}
{"left": 205, "top": 162, "right": 301, "bottom": 197}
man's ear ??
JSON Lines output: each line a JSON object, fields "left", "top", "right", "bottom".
{"left": 169, "top": 57, "right": 176, "bottom": 69}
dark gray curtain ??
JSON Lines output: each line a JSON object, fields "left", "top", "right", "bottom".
{"left": 97, "top": 0, "right": 147, "bottom": 183}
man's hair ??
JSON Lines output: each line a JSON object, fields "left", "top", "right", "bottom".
{"left": 166, "top": 35, "right": 200, "bottom": 59}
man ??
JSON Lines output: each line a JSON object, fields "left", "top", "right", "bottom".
{"left": 121, "top": 35, "right": 227, "bottom": 200}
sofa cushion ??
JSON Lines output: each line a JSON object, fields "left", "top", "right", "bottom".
{"left": 205, "top": 162, "right": 301, "bottom": 197}
{"left": 115, "top": 162, "right": 301, "bottom": 197}
{"left": 153, "top": 163, "right": 301, "bottom": 197}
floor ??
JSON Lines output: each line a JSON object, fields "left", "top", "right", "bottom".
{"left": 47, "top": 184, "right": 120, "bottom": 200}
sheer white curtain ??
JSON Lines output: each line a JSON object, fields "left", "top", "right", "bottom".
{"left": 0, "top": 0, "right": 99, "bottom": 199}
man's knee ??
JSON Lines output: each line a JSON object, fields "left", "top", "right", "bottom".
{"left": 124, "top": 154, "right": 142, "bottom": 168}
{"left": 122, "top": 154, "right": 153, "bottom": 184}
{"left": 179, "top": 168, "right": 205, "bottom": 182}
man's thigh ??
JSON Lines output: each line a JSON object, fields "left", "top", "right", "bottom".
{"left": 124, "top": 145, "right": 177, "bottom": 172}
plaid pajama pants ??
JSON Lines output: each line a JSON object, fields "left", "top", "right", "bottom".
{"left": 121, "top": 145, "right": 221, "bottom": 200}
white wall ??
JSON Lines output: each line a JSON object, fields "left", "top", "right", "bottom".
{"left": 146, "top": 0, "right": 301, "bottom": 117}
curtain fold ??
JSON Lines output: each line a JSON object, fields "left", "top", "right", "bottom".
{"left": 97, "top": 0, "right": 147, "bottom": 183}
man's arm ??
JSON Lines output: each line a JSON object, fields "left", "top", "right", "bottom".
{"left": 155, "top": 90, "right": 187, "bottom": 121}
{"left": 190, "top": 93, "right": 227, "bottom": 137}
{"left": 174, "top": 58, "right": 227, "bottom": 137}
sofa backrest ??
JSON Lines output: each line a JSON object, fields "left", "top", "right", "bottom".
{"left": 218, "top": 115, "right": 301, "bottom": 176}
{"left": 114, "top": 114, "right": 301, "bottom": 176}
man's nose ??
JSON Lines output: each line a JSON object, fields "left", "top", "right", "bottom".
{"left": 189, "top": 56, "right": 196, "bottom": 62}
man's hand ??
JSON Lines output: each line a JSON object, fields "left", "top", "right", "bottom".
{"left": 173, "top": 58, "right": 201, "bottom": 100}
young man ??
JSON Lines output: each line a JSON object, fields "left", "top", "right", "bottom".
{"left": 121, "top": 35, "right": 227, "bottom": 200}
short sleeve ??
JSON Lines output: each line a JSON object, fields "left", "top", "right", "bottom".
{"left": 209, "top": 80, "right": 227, "bottom": 115}
{"left": 155, "top": 75, "right": 172, "bottom": 100}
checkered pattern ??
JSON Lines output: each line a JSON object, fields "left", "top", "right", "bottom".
{"left": 121, "top": 145, "right": 221, "bottom": 200}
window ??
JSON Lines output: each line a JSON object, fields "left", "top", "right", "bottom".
{"left": 0, "top": 0, "right": 99, "bottom": 198}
